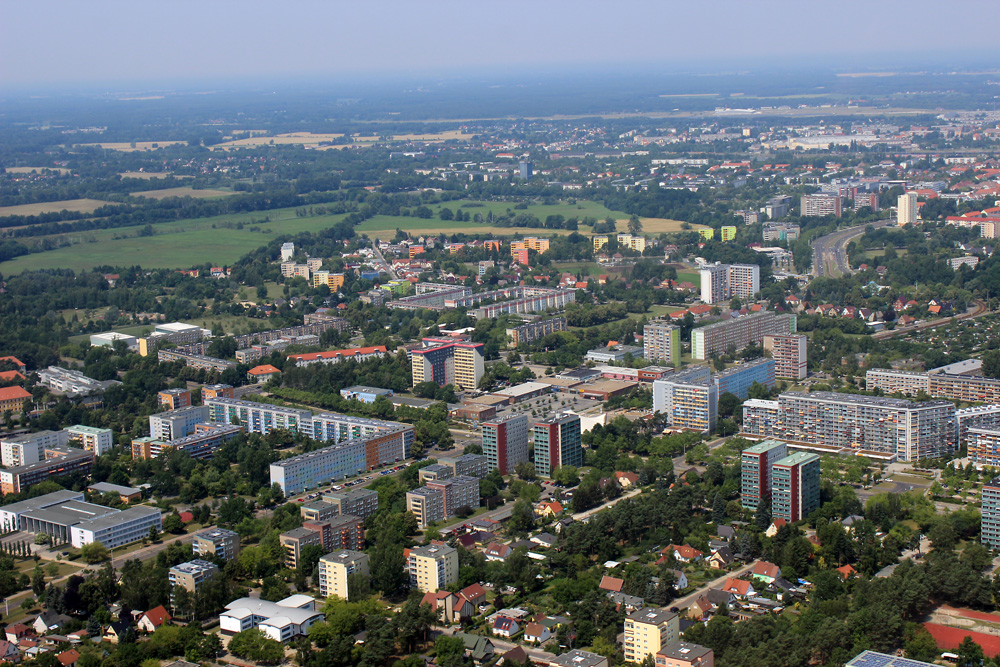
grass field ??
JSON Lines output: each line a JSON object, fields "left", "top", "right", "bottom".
{"left": 130, "top": 186, "right": 234, "bottom": 200}
{"left": 119, "top": 171, "right": 188, "bottom": 180}
{"left": 0, "top": 198, "right": 118, "bottom": 217}
{"left": 677, "top": 270, "right": 701, "bottom": 287}
{"left": 211, "top": 130, "right": 475, "bottom": 150}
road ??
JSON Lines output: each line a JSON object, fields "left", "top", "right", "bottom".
{"left": 811, "top": 220, "right": 890, "bottom": 278}
{"left": 871, "top": 299, "right": 989, "bottom": 340}
{"left": 571, "top": 487, "right": 642, "bottom": 522}
{"left": 670, "top": 560, "right": 757, "bottom": 612}
{"left": 371, "top": 244, "right": 397, "bottom": 280}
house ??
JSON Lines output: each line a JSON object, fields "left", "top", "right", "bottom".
{"left": 836, "top": 564, "right": 857, "bottom": 580}
{"left": 841, "top": 515, "right": 865, "bottom": 528}
{"left": 136, "top": 606, "right": 171, "bottom": 633}
{"left": 0, "top": 641, "right": 20, "bottom": 664}
{"left": 247, "top": 365, "right": 282, "bottom": 382}
{"left": 523, "top": 622, "right": 551, "bottom": 643}
{"left": 455, "top": 633, "right": 495, "bottom": 664}
{"left": 554, "top": 517, "right": 575, "bottom": 533}
{"left": 707, "top": 547, "right": 734, "bottom": 569}
{"left": 687, "top": 597, "right": 714, "bottom": 621}
{"left": 716, "top": 525, "right": 736, "bottom": 541}
{"left": 599, "top": 575, "right": 624, "bottom": 593}
{"left": 614, "top": 471, "right": 639, "bottom": 488}
{"left": 665, "top": 569, "right": 688, "bottom": 591}
{"left": 721, "top": 578, "right": 755, "bottom": 598}
{"left": 705, "top": 589, "right": 735, "bottom": 609}
{"left": 536, "top": 501, "right": 563, "bottom": 517}
{"left": 4, "top": 624, "right": 32, "bottom": 644}
{"left": 484, "top": 542, "right": 513, "bottom": 562}
{"left": 665, "top": 544, "right": 704, "bottom": 563}
{"left": 421, "top": 590, "right": 474, "bottom": 624}
{"left": 499, "top": 646, "right": 528, "bottom": 666}
{"left": 32, "top": 611, "right": 71, "bottom": 635}
{"left": 460, "top": 583, "right": 487, "bottom": 608}
{"left": 492, "top": 616, "right": 519, "bottom": 639}
{"left": 56, "top": 649, "right": 80, "bottom": 667}
{"left": 765, "top": 519, "right": 787, "bottom": 537}
{"left": 751, "top": 561, "right": 781, "bottom": 584}
{"left": 608, "top": 591, "right": 645, "bottom": 613}
{"left": 103, "top": 620, "right": 132, "bottom": 644}
{"left": 530, "top": 532, "right": 558, "bottom": 549}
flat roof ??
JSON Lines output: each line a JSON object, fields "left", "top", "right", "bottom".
{"left": 88, "top": 483, "right": 141, "bottom": 495}
{"left": 0, "top": 490, "right": 84, "bottom": 516}
{"left": 320, "top": 549, "right": 367, "bottom": 565}
{"left": 929, "top": 358, "right": 982, "bottom": 375}
{"left": 155, "top": 322, "right": 201, "bottom": 333}
{"left": 492, "top": 381, "right": 551, "bottom": 398}
{"left": 21, "top": 500, "right": 119, "bottom": 528}
{"left": 774, "top": 451, "right": 820, "bottom": 467}
{"left": 743, "top": 439, "right": 787, "bottom": 455}
{"left": 628, "top": 607, "right": 677, "bottom": 624}
{"left": 169, "top": 559, "right": 218, "bottom": 575}
{"left": 342, "top": 386, "right": 392, "bottom": 394}
{"left": 584, "top": 379, "right": 639, "bottom": 392}
{"left": 74, "top": 505, "right": 161, "bottom": 532}
{"left": 658, "top": 642, "right": 712, "bottom": 661}
{"left": 66, "top": 424, "right": 111, "bottom": 434}
{"left": 533, "top": 377, "right": 584, "bottom": 388}
{"left": 222, "top": 597, "right": 321, "bottom": 626}
{"left": 195, "top": 527, "right": 239, "bottom": 540}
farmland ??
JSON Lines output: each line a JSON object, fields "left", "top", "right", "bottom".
{"left": 130, "top": 186, "right": 235, "bottom": 200}
{"left": 210, "top": 129, "right": 476, "bottom": 150}
{"left": 75, "top": 141, "right": 186, "bottom": 151}
{"left": 0, "top": 198, "right": 119, "bottom": 217}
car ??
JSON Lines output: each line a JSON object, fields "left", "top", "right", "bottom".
{"left": 297, "top": 498, "right": 305, "bottom": 502}
{"left": 333, "top": 485, "right": 344, "bottom": 491}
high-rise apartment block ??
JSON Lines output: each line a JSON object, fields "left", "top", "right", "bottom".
{"left": 653, "top": 367, "right": 718, "bottom": 433}
{"left": 532, "top": 413, "right": 583, "bottom": 477}
{"left": 740, "top": 440, "right": 787, "bottom": 510}
{"left": 410, "top": 339, "right": 485, "bottom": 390}
{"left": 322, "top": 487, "right": 380, "bottom": 519}
{"left": 763, "top": 334, "right": 808, "bottom": 380}
{"left": 510, "top": 237, "right": 550, "bottom": 255}
{"left": 982, "top": 478, "right": 1000, "bottom": 548}
{"left": 148, "top": 406, "right": 211, "bottom": 440}
{"left": 408, "top": 543, "right": 458, "bottom": 592}
{"left": 643, "top": 321, "right": 681, "bottom": 366}
{"left": 158, "top": 388, "right": 192, "bottom": 411}
{"left": 482, "top": 414, "right": 530, "bottom": 475}
{"left": 713, "top": 358, "right": 775, "bottom": 400}
{"left": 741, "top": 392, "right": 955, "bottom": 461}
{"left": 64, "top": 425, "right": 114, "bottom": 456}
{"left": 771, "top": 452, "right": 821, "bottom": 522}
{"left": 506, "top": 317, "right": 567, "bottom": 346}
{"left": 897, "top": 192, "right": 918, "bottom": 227}
{"left": 800, "top": 194, "right": 842, "bottom": 217}
{"left": 318, "top": 550, "right": 369, "bottom": 600}
{"left": 193, "top": 527, "right": 241, "bottom": 561}
{"left": 692, "top": 312, "right": 795, "bottom": 360}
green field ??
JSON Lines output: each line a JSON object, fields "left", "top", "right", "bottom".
{"left": 0, "top": 197, "right": 693, "bottom": 274}
{"left": 677, "top": 270, "right": 701, "bottom": 287}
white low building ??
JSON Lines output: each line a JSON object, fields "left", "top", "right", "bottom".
{"left": 220, "top": 595, "right": 322, "bottom": 643}
{"left": 69, "top": 505, "right": 163, "bottom": 549}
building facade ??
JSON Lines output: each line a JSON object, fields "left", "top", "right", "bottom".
{"left": 771, "top": 452, "right": 821, "bottom": 522}
{"left": 64, "top": 425, "right": 114, "bottom": 456}
{"left": 644, "top": 321, "right": 681, "bottom": 366}
{"left": 982, "top": 478, "right": 1000, "bottom": 548}
{"left": 763, "top": 334, "right": 808, "bottom": 380}
{"left": 624, "top": 608, "right": 679, "bottom": 664}
{"left": 653, "top": 366, "right": 718, "bottom": 433}
{"left": 318, "top": 550, "right": 369, "bottom": 600}
{"left": 898, "top": 192, "right": 917, "bottom": 226}
{"left": 740, "top": 439, "right": 788, "bottom": 511}
{"left": 193, "top": 527, "right": 241, "bottom": 561}
{"left": 506, "top": 317, "right": 567, "bottom": 346}
{"left": 410, "top": 339, "right": 485, "bottom": 390}
{"left": 692, "top": 312, "right": 795, "bottom": 360}
{"left": 408, "top": 543, "right": 458, "bottom": 592}
{"left": 148, "top": 406, "right": 211, "bottom": 441}
{"left": 482, "top": 414, "right": 530, "bottom": 475}
{"left": 801, "top": 194, "right": 843, "bottom": 217}
{"left": 713, "top": 358, "right": 775, "bottom": 400}
{"left": 532, "top": 413, "right": 583, "bottom": 477}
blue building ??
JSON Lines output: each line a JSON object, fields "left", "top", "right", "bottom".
{"left": 713, "top": 358, "right": 775, "bottom": 400}
{"left": 340, "top": 386, "right": 394, "bottom": 404}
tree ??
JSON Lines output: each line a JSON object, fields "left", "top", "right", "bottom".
{"left": 162, "top": 512, "right": 184, "bottom": 534}
{"left": 711, "top": 493, "right": 725, "bottom": 524}
{"left": 754, "top": 502, "right": 771, "bottom": 532}
{"left": 628, "top": 215, "right": 643, "bottom": 236}
{"left": 81, "top": 542, "right": 110, "bottom": 564}
{"left": 507, "top": 499, "right": 535, "bottom": 535}
{"left": 228, "top": 629, "right": 284, "bottom": 665}
{"left": 984, "top": 350, "right": 1000, "bottom": 379}
{"left": 956, "top": 635, "right": 984, "bottom": 667}
{"left": 718, "top": 392, "right": 740, "bottom": 419}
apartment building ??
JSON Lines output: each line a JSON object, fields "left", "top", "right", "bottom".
{"left": 763, "top": 334, "right": 808, "bottom": 380}
{"left": 982, "top": 478, "right": 1000, "bottom": 548}
{"left": 322, "top": 487, "right": 379, "bottom": 519}
{"left": 201, "top": 384, "right": 235, "bottom": 401}
{"left": 148, "top": 406, "right": 211, "bottom": 441}
{"left": 280, "top": 515, "right": 364, "bottom": 568}
{"left": 742, "top": 391, "right": 956, "bottom": 461}
{"left": 593, "top": 235, "right": 610, "bottom": 252}
{"left": 864, "top": 369, "right": 930, "bottom": 396}
{"left": 158, "top": 388, "right": 191, "bottom": 411}
{"left": 318, "top": 550, "right": 369, "bottom": 600}
{"left": 427, "top": 476, "right": 479, "bottom": 515}
{"left": 168, "top": 559, "right": 219, "bottom": 600}
{"left": 740, "top": 439, "right": 787, "bottom": 511}
{"left": 1, "top": 431, "right": 67, "bottom": 467}
{"left": 656, "top": 642, "right": 714, "bottom": 667}
{"left": 653, "top": 366, "right": 718, "bottom": 433}
{"left": 771, "top": 452, "right": 821, "bottom": 522}
{"left": 969, "top": 429, "right": 1000, "bottom": 467}
{"left": 692, "top": 312, "right": 795, "bottom": 360}
{"left": 64, "top": 425, "right": 114, "bottom": 455}
{"left": 643, "top": 321, "right": 681, "bottom": 366}
{"left": 437, "top": 454, "right": 489, "bottom": 479}
{"left": 287, "top": 345, "right": 388, "bottom": 368}
{"left": 410, "top": 339, "right": 485, "bottom": 390}
{"left": 853, "top": 192, "right": 880, "bottom": 213}
{"left": 193, "top": 527, "right": 241, "bottom": 561}
{"left": 406, "top": 487, "right": 445, "bottom": 528}
{"left": 713, "top": 358, "right": 775, "bottom": 400}
{"left": 482, "top": 414, "right": 529, "bottom": 475}
{"left": 131, "top": 423, "right": 243, "bottom": 460}
{"left": 800, "top": 193, "right": 842, "bottom": 217}
{"left": 957, "top": 404, "right": 1000, "bottom": 445}
{"left": 506, "top": 317, "right": 567, "bottom": 346}
{"left": 510, "top": 237, "right": 550, "bottom": 255}
{"left": 532, "top": 413, "right": 583, "bottom": 477}
{"left": 157, "top": 349, "right": 237, "bottom": 372}
{"left": 624, "top": 608, "right": 679, "bottom": 664}
{"left": 0, "top": 386, "right": 32, "bottom": 413}
{"left": 699, "top": 264, "right": 729, "bottom": 304}
{"left": 408, "top": 543, "right": 458, "bottom": 592}
{"left": 617, "top": 233, "right": 647, "bottom": 253}
{"left": 312, "top": 271, "right": 346, "bottom": 292}
{"left": 898, "top": 192, "right": 918, "bottom": 226}
{"left": 762, "top": 223, "right": 800, "bottom": 242}
{"left": 866, "top": 368, "right": 1000, "bottom": 403}
{"left": 204, "top": 398, "right": 312, "bottom": 437}
{"left": 0, "top": 447, "right": 95, "bottom": 495}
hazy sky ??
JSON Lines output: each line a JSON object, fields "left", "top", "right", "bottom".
{"left": 2, "top": 0, "right": 998, "bottom": 88}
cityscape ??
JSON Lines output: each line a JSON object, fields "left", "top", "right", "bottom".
{"left": 1, "top": 2, "right": 1000, "bottom": 667}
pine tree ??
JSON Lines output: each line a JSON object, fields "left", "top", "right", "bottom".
{"left": 712, "top": 493, "right": 725, "bottom": 525}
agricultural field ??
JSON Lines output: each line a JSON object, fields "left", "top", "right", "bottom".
{"left": 119, "top": 171, "right": 187, "bottom": 180}
{"left": 5, "top": 166, "right": 71, "bottom": 174}
{"left": 211, "top": 130, "right": 476, "bottom": 150}
{"left": 639, "top": 217, "right": 702, "bottom": 233}
{"left": 354, "top": 215, "right": 578, "bottom": 241}
{"left": 130, "top": 186, "right": 234, "bottom": 200}
{"left": 75, "top": 141, "right": 186, "bottom": 151}
{"left": 0, "top": 198, "right": 119, "bottom": 217}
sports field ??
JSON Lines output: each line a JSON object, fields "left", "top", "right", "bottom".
{"left": 130, "top": 187, "right": 234, "bottom": 200}
{"left": 0, "top": 198, "right": 118, "bottom": 217}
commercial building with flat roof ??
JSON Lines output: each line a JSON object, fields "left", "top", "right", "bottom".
{"left": 193, "top": 527, "right": 241, "bottom": 561}
{"left": 88, "top": 482, "right": 142, "bottom": 503}
{"left": 771, "top": 452, "right": 821, "bottom": 522}
{"left": 339, "top": 386, "right": 394, "bottom": 404}
{"left": 0, "top": 446, "right": 95, "bottom": 495}
{"left": 220, "top": 595, "right": 322, "bottom": 643}
{"left": 492, "top": 381, "right": 551, "bottom": 404}
{"left": 69, "top": 505, "right": 163, "bottom": 548}
{"left": 0, "top": 490, "right": 84, "bottom": 533}
{"left": 482, "top": 414, "right": 529, "bottom": 475}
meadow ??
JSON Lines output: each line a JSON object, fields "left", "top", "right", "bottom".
{"left": 130, "top": 186, "right": 234, "bottom": 200}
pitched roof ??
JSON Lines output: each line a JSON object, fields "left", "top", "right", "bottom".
{"left": 524, "top": 622, "right": 547, "bottom": 637}
{"left": 0, "top": 386, "right": 31, "bottom": 402}
{"left": 836, "top": 564, "right": 856, "bottom": 579}
{"left": 140, "top": 605, "right": 171, "bottom": 628}
{"left": 599, "top": 575, "right": 624, "bottom": 592}
{"left": 248, "top": 364, "right": 281, "bottom": 375}
{"left": 461, "top": 583, "right": 487, "bottom": 601}
{"left": 670, "top": 544, "right": 704, "bottom": 559}
{"left": 722, "top": 578, "right": 752, "bottom": 595}
{"left": 57, "top": 649, "right": 81, "bottom": 666}
{"left": 752, "top": 561, "right": 781, "bottom": 578}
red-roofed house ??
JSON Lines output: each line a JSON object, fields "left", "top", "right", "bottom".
{"left": 247, "top": 364, "right": 282, "bottom": 382}
{"left": 484, "top": 542, "right": 513, "bottom": 562}
{"left": 765, "top": 519, "right": 787, "bottom": 537}
{"left": 0, "top": 357, "right": 26, "bottom": 374}
{"left": 56, "top": 649, "right": 80, "bottom": 667}
{"left": 0, "top": 386, "right": 32, "bottom": 413}
{"left": 666, "top": 544, "right": 704, "bottom": 563}
{"left": 599, "top": 575, "right": 624, "bottom": 593}
{"left": 751, "top": 562, "right": 781, "bottom": 584}
{"left": 136, "top": 606, "right": 171, "bottom": 633}
{"left": 420, "top": 590, "right": 474, "bottom": 624}
{"left": 4, "top": 624, "right": 31, "bottom": 644}
{"left": 721, "top": 578, "right": 755, "bottom": 598}
{"left": 460, "top": 584, "right": 487, "bottom": 608}
{"left": 536, "top": 501, "right": 563, "bottom": 517}
{"left": 0, "top": 370, "right": 24, "bottom": 384}
{"left": 288, "top": 346, "right": 388, "bottom": 367}
{"left": 835, "top": 564, "right": 856, "bottom": 580}
{"left": 614, "top": 471, "right": 639, "bottom": 488}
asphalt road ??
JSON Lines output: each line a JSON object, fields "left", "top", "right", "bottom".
{"left": 669, "top": 560, "right": 757, "bottom": 611}
{"left": 811, "top": 220, "right": 891, "bottom": 278}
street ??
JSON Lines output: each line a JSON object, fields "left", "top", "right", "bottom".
{"left": 669, "top": 560, "right": 757, "bottom": 612}
{"left": 811, "top": 220, "right": 890, "bottom": 278}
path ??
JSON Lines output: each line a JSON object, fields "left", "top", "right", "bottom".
{"left": 669, "top": 560, "right": 757, "bottom": 611}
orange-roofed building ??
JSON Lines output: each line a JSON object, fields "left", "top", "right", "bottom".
{"left": 721, "top": 578, "right": 755, "bottom": 598}
{"left": 247, "top": 365, "right": 282, "bottom": 382}
{"left": 835, "top": 564, "right": 856, "bottom": 579}
{"left": 0, "top": 357, "right": 26, "bottom": 374}
{"left": 0, "top": 386, "right": 32, "bottom": 413}
{"left": 0, "top": 370, "right": 25, "bottom": 383}
{"left": 599, "top": 575, "right": 624, "bottom": 593}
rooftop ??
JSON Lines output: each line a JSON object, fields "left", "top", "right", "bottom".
{"left": 658, "top": 642, "right": 713, "bottom": 661}
{"left": 320, "top": 550, "right": 367, "bottom": 566}
{"left": 774, "top": 451, "right": 820, "bottom": 467}
{"left": 74, "top": 505, "right": 161, "bottom": 532}
{"left": 169, "top": 559, "right": 218, "bottom": 575}
{"left": 88, "top": 482, "right": 141, "bottom": 496}
{"left": 742, "top": 439, "right": 787, "bottom": 455}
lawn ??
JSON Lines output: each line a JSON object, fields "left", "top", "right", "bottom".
{"left": 677, "top": 270, "right": 701, "bottom": 287}
{"left": 0, "top": 198, "right": 120, "bottom": 217}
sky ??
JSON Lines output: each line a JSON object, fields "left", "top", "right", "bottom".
{"left": 2, "top": 0, "right": 998, "bottom": 89}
